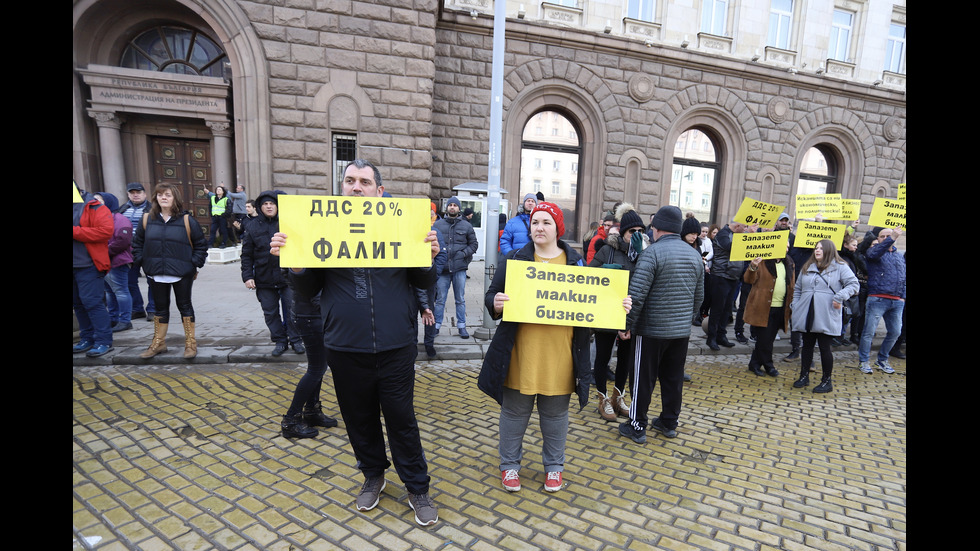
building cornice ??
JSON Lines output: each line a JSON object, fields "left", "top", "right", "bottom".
{"left": 438, "top": 8, "right": 906, "bottom": 108}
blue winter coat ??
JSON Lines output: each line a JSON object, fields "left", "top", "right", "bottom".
{"left": 865, "top": 237, "right": 906, "bottom": 299}
{"left": 499, "top": 213, "right": 531, "bottom": 255}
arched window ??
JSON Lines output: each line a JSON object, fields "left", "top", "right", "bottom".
{"left": 670, "top": 128, "right": 720, "bottom": 222}
{"left": 121, "top": 26, "right": 227, "bottom": 78}
{"left": 798, "top": 145, "right": 838, "bottom": 195}
{"left": 520, "top": 110, "right": 581, "bottom": 240}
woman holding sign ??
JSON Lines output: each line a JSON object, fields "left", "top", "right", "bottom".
{"left": 790, "top": 239, "right": 859, "bottom": 393}
{"left": 479, "top": 202, "right": 631, "bottom": 493}
{"left": 743, "top": 251, "right": 795, "bottom": 377}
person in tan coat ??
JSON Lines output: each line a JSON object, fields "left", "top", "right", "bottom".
{"left": 743, "top": 252, "right": 795, "bottom": 377}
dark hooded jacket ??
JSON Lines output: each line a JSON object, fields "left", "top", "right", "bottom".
{"left": 432, "top": 214, "right": 478, "bottom": 273}
{"left": 241, "top": 190, "right": 287, "bottom": 289}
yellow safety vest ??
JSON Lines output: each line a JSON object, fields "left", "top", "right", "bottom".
{"left": 210, "top": 196, "right": 228, "bottom": 216}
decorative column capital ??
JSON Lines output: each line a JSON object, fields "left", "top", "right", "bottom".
{"left": 88, "top": 111, "right": 123, "bottom": 129}
{"left": 206, "top": 120, "right": 232, "bottom": 137}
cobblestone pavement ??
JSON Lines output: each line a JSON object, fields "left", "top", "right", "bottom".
{"left": 73, "top": 351, "right": 906, "bottom": 550}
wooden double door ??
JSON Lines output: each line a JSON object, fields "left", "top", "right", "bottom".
{"left": 151, "top": 137, "right": 214, "bottom": 236}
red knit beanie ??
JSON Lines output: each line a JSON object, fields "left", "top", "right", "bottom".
{"left": 531, "top": 201, "right": 565, "bottom": 238}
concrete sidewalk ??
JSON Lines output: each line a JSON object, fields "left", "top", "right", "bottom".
{"left": 74, "top": 258, "right": 886, "bottom": 366}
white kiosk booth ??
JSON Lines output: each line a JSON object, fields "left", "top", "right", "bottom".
{"left": 441, "top": 182, "right": 510, "bottom": 261}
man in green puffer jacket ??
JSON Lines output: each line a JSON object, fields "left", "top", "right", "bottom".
{"left": 618, "top": 206, "right": 704, "bottom": 444}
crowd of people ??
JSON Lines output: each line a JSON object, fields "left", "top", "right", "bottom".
{"left": 75, "top": 163, "right": 905, "bottom": 528}
{"left": 73, "top": 181, "right": 262, "bottom": 360}
{"left": 536, "top": 203, "right": 905, "bottom": 432}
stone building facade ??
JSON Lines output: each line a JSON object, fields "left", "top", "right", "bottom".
{"left": 73, "top": 0, "right": 906, "bottom": 237}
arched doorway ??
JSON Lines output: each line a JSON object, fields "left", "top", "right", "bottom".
{"left": 519, "top": 110, "right": 582, "bottom": 240}
{"left": 669, "top": 128, "right": 721, "bottom": 223}
{"left": 117, "top": 25, "right": 231, "bottom": 235}
{"left": 73, "top": 0, "right": 270, "bottom": 220}
{"left": 797, "top": 145, "right": 840, "bottom": 195}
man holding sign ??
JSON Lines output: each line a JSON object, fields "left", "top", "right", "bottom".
{"left": 270, "top": 160, "right": 441, "bottom": 526}
{"left": 618, "top": 206, "right": 704, "bottom": 444}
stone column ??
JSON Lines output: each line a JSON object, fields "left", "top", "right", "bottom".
{"left": 207, "top": 121, "right": 233, "bottom": 189}
{"left": 89, "top": 111, "right": 126, "bottom": 198}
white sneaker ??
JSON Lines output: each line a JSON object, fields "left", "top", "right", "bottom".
{"left": 876, "top": 360, "right": 895, "bottom": 374}
{"left": 859, "top": 363, "right": 873, "bottom": 374}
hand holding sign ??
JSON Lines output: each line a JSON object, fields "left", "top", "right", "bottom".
{"left": 425, "top": 230, "right": 439, "bottom": 260}
{"left": 493, "top": 292, "right": 509, "bottom": 316}
{"left": 730, "top": 231, "right": 790, "bottom": 261}
{"left": 734, "top": 197, "right": 782, "bottom": 229}
{"left": 796, "top": 194, "right": 843, "bottom": 220}
{"left": 868, "top": 197, "right": 906, "bottom": 230}
{"left": 503, "top": 261, "right": 629, "bottom": 329}
{"left": 278, "top": 196, "right": 433, "bottom": 268}
{"left": 271, "top": 232, "right": 286, "bottom": 256}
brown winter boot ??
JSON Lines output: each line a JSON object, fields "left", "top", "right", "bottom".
{"left": 611, "top": 387, "right": 631, "bottom": 418}
{"left": 596, "top": 392, "right": 617, "bottom": 421}
{"left": 140, "top": 318, "right": 169, "bottom": 358}
{"left": 182, "top": 317, "right": 197, "bottom": 359}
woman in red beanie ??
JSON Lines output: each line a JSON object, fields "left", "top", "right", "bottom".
{"left": 479, "top": 202, "right": 631, "bottom": 493}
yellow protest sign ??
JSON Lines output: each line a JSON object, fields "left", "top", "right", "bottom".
{"left": 841, "top": 199, "right": 860, "bottom": 221}
{"left": 278, "top": 195, "right": 432, "bottom": 268}
{"left": 898, "top": 183, "right": 906, "bottom": 201}
{"left": 796, "top": 221, "right": 847, "bottom": 249}
{"left": 734, "top": 197, "right": 783, "bottom": 229}
{"left": 730, "top": 231, "right": 790, "bottom": 261}
{"left": 868, "top": 197, "right": 906, "bottom": 230}
{"left": 795, "top": 193, "right": 843, "bottom": 219}
{"left": 73, "top": 180, "right": 84, "bottom": 203}
{"left": 502, "top": 260, "right": 628, "bottom": 330}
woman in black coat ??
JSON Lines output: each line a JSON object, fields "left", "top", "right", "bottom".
{"left": 133, "top": 183, "right": 207, "bottom": 359}
{"left": 479, "top": 202, "right": 631, "bottom": 494}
